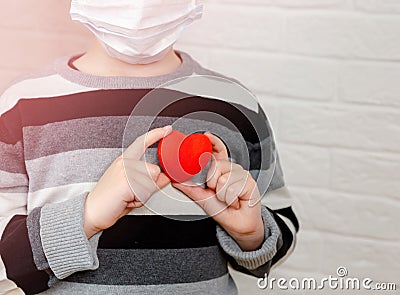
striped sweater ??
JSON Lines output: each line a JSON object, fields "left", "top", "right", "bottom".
{"left": 0, "top": 51, "right": 299, "bottom": 294}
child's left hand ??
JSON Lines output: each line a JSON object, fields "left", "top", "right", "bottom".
{"left": 172, "top": 133, "right": 265, "bottom": 252}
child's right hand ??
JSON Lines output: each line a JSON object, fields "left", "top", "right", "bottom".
{"left": 83, "top": 126, "right": 172, "bottom": 238}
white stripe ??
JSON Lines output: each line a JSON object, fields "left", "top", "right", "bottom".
{"left": 27, "top": 183, "right": 207, "bottom": 216}
{"left": 0, "top": 256, "right": 25, "bottom": 295}
{"left": 128, "top": 183, "right": 207, "bottom": 216}
{"left": 0, "top": 191, "right": 27, "bottom": 237}
{"left": 0, "top": 74, "right": 98, "bottom": 115}
{"left": 0, "top": 192, "right": 27, "bottom": 217}
{"left": 27, "top": 182, "right": 96, "bottom": 212}
{"left": 271, "top": 214, "right": 297, "bottom": 270}
{"left": 261, "top": 186, "right": 293, "bottom": 210}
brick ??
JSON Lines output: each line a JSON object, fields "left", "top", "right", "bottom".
{"left": 331, "top": 150, "right": 400, "bottom": 199}
{"left": 291, "top": 187, "right": 400, "bottom": 241}
{"left": 280, "top": 105, "right": 400, "bottom": 153}
{"left": 174, "top": 44, "right": 211, "bottom": 66}
{"left": 275, "top": 229, "right": 325, "bottom": 273}
{"left": 229, "top": 268, "right": 266, "bottom": 295}
{"left": 286, "top": 12, "right": 400, "bottom": 60}
{"left": 320, "top": 233, "right": 399, "bottom": 283}
{"left": 257, "top": 95, "right": 281, "bottom": 132}
{"left": 279, "top": 144, "right": 331, "bottom": 188}
{"left": 355, "top": 0, "right": 400, "bottom": 14}
{"left": 339, "top": 61, "right": 400, "bottom": 107}
{"left": 205, "top": 50, "right": 337, "bottom": 100}
{"left": 279, "top": 229, "right": 399, "bottom": 284}
{"left": 179, "top": 3, "right": 283, "bottom": 51}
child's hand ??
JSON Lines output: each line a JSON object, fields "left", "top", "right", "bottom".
{"left": 172, "top": 133, "right": 265, "bottom": 251}
{"left": 83, "top": 126, "right": 172, "bottom": 239}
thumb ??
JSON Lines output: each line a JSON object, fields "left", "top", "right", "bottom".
{"left": 172, "top": 182, "right": 226, "bottom": 217}
{"left": 124, "top": 126, "right": 172, "bottom": 160}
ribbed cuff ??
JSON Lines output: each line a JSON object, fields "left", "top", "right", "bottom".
{"left": 40, "top": 193, "right": 102, "bottom": 279}
{"left": 216, "top": 206, "right": 281, "bottom": 270}
{"left": 27, "top": 207, "right": 49, "bottom": 271}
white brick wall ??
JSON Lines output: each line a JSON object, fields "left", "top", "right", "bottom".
{"left": 1, "top": 1, "right": 399, "bottom": 294}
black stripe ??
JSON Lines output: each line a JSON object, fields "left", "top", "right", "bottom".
{"left": 0, "top": 112, "right": 21, "bottom": 145}
{"left": 4, "top": 89, "right": 269, "bottom": 144}
{"left": 269, "top": 209, "right": 295, "bottom": 266}
{"left": 274, "top": 206, "right": 300, "bottom": 232}
{"left": 0, "top": 215, "right": 49, "bottom": 294}
{"left": 99, "top": 215, "right": 218, "bottom": 249}
{"left": 65, "top": 247, "right": 228, "bottom": 285}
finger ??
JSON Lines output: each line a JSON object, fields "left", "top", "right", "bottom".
{"left": 204, "top": 132, "right": 229, "bottom": 161}
{"left": 207, "top": 161, "right": 241, "bottom": 190}
{"left": 155, "top": 173, "right": 171, "bottom": 189}
{"left": 246, "top": 175, "right": 262, "bottom": 207}
{"left": 143, "top": 162, "right": 161, "bottom": 181}
{"left": 224, "top": 180, "right": 246, "bottom": 210}
{"left": 235, "top": 172, "right": 262, "bottom": 208}
{"left": 124, "top": 126, "right": 172, "bottom": 160}
{"left": 126, "top": 201, "right": 144, "bottom": 209}
{"left": 172, "top": 181, "right": 211, "bottom": 202}
{"left": 205, "top": 159, "right": 217, "bottom": 188}
{"left": 215, "top": 171, "right": 245, "bottom": 205}
{"left": 128, "top": 161, "right": 162, "bottom": 183}
{"left": 129, "top": 174, "right": 160, "bottom": 204}
{"left": 172, "top": 182, "right": 226, "bottom": 216}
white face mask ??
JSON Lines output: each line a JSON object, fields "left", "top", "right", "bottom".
{"left": 70, "top": 0, "right": 204, "bottom": 64}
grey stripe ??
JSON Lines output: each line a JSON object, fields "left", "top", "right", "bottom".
{"left": 23, "top": 115, "right": 249, "bottom": 162}
{"left": 40, "top": 273, "right": 237, "bottom": 295}
{"left": 26, "top": 149, "right": 119, "bottom": 192}
{"left": 0, "top": 187, "right": 28, "bottom": 194}
{"left": 27, "top": 207, "right": 48, "bottom": 271}
{"left": 23, "top": 116, "right": 128, "bottom": 161}
{"left": 0, "top": 170, "right": 28, "bottom": 194}
{"left": 64, "top": 246, "right": 228, "bottom": 286}
{"left": 0, "top": 140, "right": 25, "bottom": 174}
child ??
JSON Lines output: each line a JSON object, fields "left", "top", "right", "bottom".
{"left": 0, "top": 1, "right": 299, "bottom": 294}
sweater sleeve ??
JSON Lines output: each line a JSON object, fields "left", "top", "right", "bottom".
{"left": 0, "top": 113, "right": 50, "bottom": 294}
{"left": 0, "top": 109, "right": 101, "bottom": 295}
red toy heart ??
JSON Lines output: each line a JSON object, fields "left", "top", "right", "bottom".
{"left": 158, "top": 130, "right": 213, "bottom": 183}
